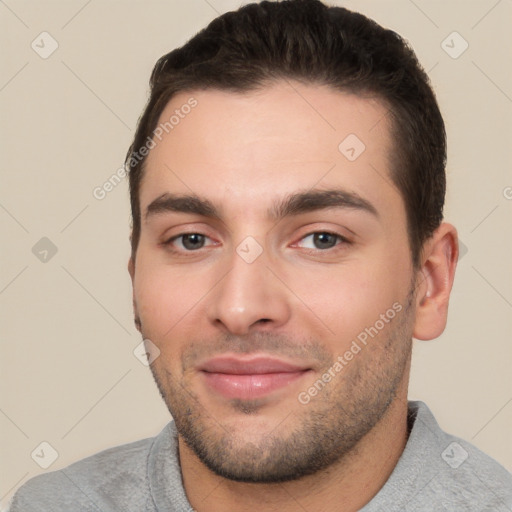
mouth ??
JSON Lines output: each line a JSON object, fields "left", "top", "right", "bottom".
{"left": 199, "top": 355, "right": 312, "bottom": 400}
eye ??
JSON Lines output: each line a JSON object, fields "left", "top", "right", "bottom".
{"left": 295, "top": 232, "right": 349, "bottom": 251}
{"left": 165, "top": 233, "right": 215, "bottom": 251}
{"left": 163, "top": 231, "right": 349, "bottom": 254}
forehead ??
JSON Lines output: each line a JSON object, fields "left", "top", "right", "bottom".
{"left": 140, "top": 80, "right": 402, "bottom": 222}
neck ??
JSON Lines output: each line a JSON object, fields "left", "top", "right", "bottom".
{"left": 179, "top": 393, "right": 410, "bottom": 512}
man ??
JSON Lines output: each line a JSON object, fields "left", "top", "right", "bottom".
{"left": 9, "top": 0, "right": 512, "bottom": 510}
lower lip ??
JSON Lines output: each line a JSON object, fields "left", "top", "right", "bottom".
{"left": 202, "top": 371, "right": 308, "bottom": 400}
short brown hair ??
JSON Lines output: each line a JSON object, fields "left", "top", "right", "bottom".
{"left": 126, "top": 0, "right": 446, "bottom": 268}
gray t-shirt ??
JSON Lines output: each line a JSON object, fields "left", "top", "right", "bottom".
{"left": 8, "top": 401, "right": 512, "bottom": 511}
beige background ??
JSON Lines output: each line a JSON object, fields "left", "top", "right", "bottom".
{"left": 1, "top": 0, "right": 511, "bottom": 507}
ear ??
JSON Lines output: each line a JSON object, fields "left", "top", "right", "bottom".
{"left": 127, "top": 257, "right": 141, "bottom": 332}
{"left": 413, "top": 222, "right": 458, "bottom": 341}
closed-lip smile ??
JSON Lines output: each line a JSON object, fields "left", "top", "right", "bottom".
{"left": 199, "top": 355, "right": 311, "bottom": 400}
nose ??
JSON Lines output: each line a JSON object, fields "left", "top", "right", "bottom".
{"left": 206, "top": 240, "right": 292, "bottom": 336}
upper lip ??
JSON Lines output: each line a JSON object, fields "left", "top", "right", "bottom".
{"left": 199, "top": 356, "right": 309, "bottom": 375}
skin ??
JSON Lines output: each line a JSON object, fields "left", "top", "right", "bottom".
{"left": 129, "top": 80, "right": 458, "bottom": 511}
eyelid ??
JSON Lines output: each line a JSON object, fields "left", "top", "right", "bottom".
{"left": 161, "top": 223, "right": 217, "bottom": 243}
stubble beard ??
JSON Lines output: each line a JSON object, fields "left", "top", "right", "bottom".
{"left": 143, "top": 290, "right": 415, "bottom": 484}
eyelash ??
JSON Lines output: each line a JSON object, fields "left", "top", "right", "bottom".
{"left": 162, "top": 231, "right": 351, "bottom": 255}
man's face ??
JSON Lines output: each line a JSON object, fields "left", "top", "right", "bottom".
{"left": 131, "top": 81, "right": 418, "bottom": 482}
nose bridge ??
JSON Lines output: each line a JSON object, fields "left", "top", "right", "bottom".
{"left": 206, "top": 236, "right": 291, "bottom": 334}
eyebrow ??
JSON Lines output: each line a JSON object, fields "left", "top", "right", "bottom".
{"left": 145, "top": 188, "right": 379, "bottom": 222}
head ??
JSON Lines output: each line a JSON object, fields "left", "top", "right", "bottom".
{"left": 127, "top": 0, "right": 458, "bottom": 483}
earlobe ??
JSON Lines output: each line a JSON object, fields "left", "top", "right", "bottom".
{"left": 413, "top": 223, "right": 459, "bottom": 341}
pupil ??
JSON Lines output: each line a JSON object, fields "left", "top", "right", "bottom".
{"left": 183, "top": 234, "right": 204, "bottom": 250}
{"left": 314, "top": 233, "right": 336, "bottom": 249}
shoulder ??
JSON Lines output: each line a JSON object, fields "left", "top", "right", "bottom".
{"left": 407, "top": 401, "right": 512, "bottom": 510}
{"left": 7, "top": 427, "right": 170, "bottom": 512}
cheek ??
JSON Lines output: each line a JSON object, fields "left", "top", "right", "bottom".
{"left": 295, "top": 256, "right": 409, "bottom": 348}
{"left": 134, "top": 267, "right": 192, "bottom": 373}
{"left": 134, "top": 261, "right": 187, "bottom": 340}
{"left": 133, "top": 254, "right": 215, "bottom": 344}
